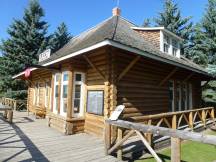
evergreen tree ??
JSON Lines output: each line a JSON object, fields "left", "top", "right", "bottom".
{"left": 49, "top": 22, "right": 71, "bottom": 53}
{"left": 187, "top": 24, "right": 208, "bottom": 66}
{"left": 154, "top": 0, "right": 193, "bottom": 57}
{"left": 190, "top": 0, "right": 216, "bottom": 105}
{"left": 142, "top": 18, "right": 151, "bottom": 27}
{"left": 0, "top": 0, "right": 48, "bottom": 98}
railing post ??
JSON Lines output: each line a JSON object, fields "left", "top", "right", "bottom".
{"left": 211, "top": 108, "right": 215, "bottom": 124}
{"left": 189, "top": 112, "right": 193, "bottom": 130}
{"left": 146, "top": 119, "right": 153, "bottom": 146}
{"left": 117, "top": 127, "right": 123, "bottom": 160}
{"left": 202, "top": 110, "right": 206, "bottom": 128}
{"left": 104, "top": 122, "right": 111, "bottom": 155}
{"left": 13, "top": 100, "right": 17, "bottom": 111}
{"left": 172, "top": 115, "right": 177, "bottom": 129}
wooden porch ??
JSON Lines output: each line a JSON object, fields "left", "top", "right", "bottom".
{"left": 0, "top": 111, "right": 121, "bottom": 162}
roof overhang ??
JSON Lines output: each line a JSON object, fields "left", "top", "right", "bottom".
{"left": 13, "top": 39, "right": 210, "bottom": 79}
{"left": 131, "top": 26, "right": 184, "bottom": 42}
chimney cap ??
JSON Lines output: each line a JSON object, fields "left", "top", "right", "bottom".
{"left": 112, "top": 7, "right": 121, "bottom": 16}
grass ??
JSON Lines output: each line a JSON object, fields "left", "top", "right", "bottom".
{"left": 137, "top": 130, "right": 216, "bottom": 162}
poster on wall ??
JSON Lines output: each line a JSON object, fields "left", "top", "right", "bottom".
{"left": 87, "top": 90, "right": 104, "bottom": 115}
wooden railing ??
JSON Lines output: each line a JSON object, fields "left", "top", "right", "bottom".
{"left": 105, "top": 107, "right": 216, "bottom": 161}
{"left": 1, "top": 97, "right": 27, "bottom": 110}
{"left": 128, "top": 107, "right": 215, "bottom": 130}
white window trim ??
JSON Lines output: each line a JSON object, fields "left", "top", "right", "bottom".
{"left": 45, "top": 82, "right": 49, "bottom": 108}
{"left": 73, "top": 72, "right": 85, "bottom": 117}
{"left": 169, "top": 80, "right": 175, "bottom": 112}
{"left": 34, "top": 83, "right": 40, "bottom": 106}
{"left": 53, "top": 73, "right": 60, "bottom": 114}
{"left": 60, "top": 71, "right": 69, "bottom": 117}
{"left": 160, "top": 31, "right": 181, "bottom": 58}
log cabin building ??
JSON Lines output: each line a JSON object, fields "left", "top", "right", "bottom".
{"left": 13, "top": 8, "right": 213, "bottom": 136}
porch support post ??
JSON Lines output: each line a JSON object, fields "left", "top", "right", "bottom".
{"left": 171, "top": 137, "right": 181, "bottom": 162}
{"left": 117, "top": 127, "right": 123, "bottom": 160}
{"left": 66, "top": 68, "right": 74, "bottom": 135}
{"left": 104, "top": 122, "right": 111, "bottom": 155}
{"left": 171, "top": 114, "right": 181, "bottom": 162}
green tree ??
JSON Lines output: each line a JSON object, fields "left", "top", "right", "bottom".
{"left": 49, "top": 22, "right": 71, "bottom": 53}
{"left": 155, "top": 0, "right": 193, "bottom": 57}
{"left": 142, "top": 18, "right": 151, "bottom": 27}
{"left": 192, "top": 0, "right": 216, "bottom": 106}
{"left": 0, "top": 0, "right": 49, "bottom": 98}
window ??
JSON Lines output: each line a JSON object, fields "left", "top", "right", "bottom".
{"left": 60, "top": 72, "right": 69, "bottom": 116}
{"left": 45, "top": 81, "right": 50, "bottom": 108}
{"left": 163, "top": 34, "right": 170, "bottom": 53}
{"left": 34, "top": 83, "right": 40, "bottom": 106}
{"left": 53, "top": 73, "right": 60, "bottom": 113}
{"left": 168, "top": 81, "right": 174, "bottom": 112}
{"left": 73, "top": 73, "right": 85, "bottom": 116}
{"left": 172, "top": 39, "right": 179, "bottom": 57}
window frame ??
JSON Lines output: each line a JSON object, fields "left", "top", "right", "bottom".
{"left": 34, "top": 82, "right": 40, "bottom": 106}
{"left": 60, "top": 71, "right": 69, "bottom": 116}
{"left": 73, "top": 72, "right": 85, "bottom": 117}
{"left": 53, "top": 73, "right": 61, "bottom": 114}
{"left": 87, "top": 90, "right": 104, "bottom": 116}
{"left": 45, "top": 81, "right": 50, "bottom": 108}
{"left": 168, "top": 80, "right": 174, "bottom": 112}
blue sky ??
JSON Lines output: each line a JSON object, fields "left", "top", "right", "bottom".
{"left": 0, "top": 0, "right": 208, "bottom": 40}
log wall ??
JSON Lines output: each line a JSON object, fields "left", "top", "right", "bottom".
{"left": 115, "top": 49, "right": 202, "bottom": 120}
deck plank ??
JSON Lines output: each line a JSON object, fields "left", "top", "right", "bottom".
{"left": 0, "top": 111, "right": 120, "bottom": 162}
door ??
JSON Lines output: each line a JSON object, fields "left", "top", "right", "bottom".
{"left": 73, "top": 72, "right": 85, "bottom": 117}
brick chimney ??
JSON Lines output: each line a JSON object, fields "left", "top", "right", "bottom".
{"left": 112, "top": 7, "right": 121, "bottom": 16}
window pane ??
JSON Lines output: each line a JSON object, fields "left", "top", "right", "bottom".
{"left": 172, "top": 48, "right": 177, "bottom": 56}
{"left": 63, "top": 85, "right": 68, "bottom": 98}
{"left": 63, "top": 73, "right": 69, "bottom": 81}
{"left": 55, "top": 85, "right": 59, "bottom": 97}
{"left": 172, "top": 39, "right": 178, "bottom": 48}
{"left": 55, "top": 74, "right": 60, "bottom": 82}
{"left": 63, "top": 100, "right": 67, "bottom": 112}
{"left": 55, "top": 99, "right": 59, "bottom": 111}
{"left": 75, "top": 74, "right": 82, "bottom": 81}
{"left": 75, "top": 85, "right": 81, "bottom": 98}
{"left": 87, "top": 91, "right": 104, "bottom": 115}
{"left": 74, "top": 99, "right": 80, "bottom": 113}
{"left": 164, "top": 44, "right": 169, "bottom": 53}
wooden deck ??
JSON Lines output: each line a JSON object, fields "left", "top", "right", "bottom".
{"left": 0, "top": 111, "right": 120, "bottom": 162}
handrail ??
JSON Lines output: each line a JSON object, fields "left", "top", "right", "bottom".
{"left": 105, "top": 106, "right": 216, "bottom": 162}
{"left": 129, "top": 107, "right": 214, "bottom": 121}
{"left": 1, "top": 97, "right": 27, "bottom": 110}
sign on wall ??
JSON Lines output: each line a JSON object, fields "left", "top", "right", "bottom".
{"left": 87, "top": 90, "right": 104, "bottom": 115}
{"left": 39, "top": 49, "right": 51, "bottom": 62}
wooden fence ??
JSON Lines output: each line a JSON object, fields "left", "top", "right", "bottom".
{"left": 105, "top": 107, "right": 216, "bottom": 162}
{"left": 1, "top": 97, "right": 27, "bottom": 111}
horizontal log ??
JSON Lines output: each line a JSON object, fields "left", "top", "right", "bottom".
{"left": 106, "top": 119, "right": 216, "bottom": 146}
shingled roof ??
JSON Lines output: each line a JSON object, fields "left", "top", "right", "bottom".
{"left": 38, "top": 15, "right": 209, "bottom": 76}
